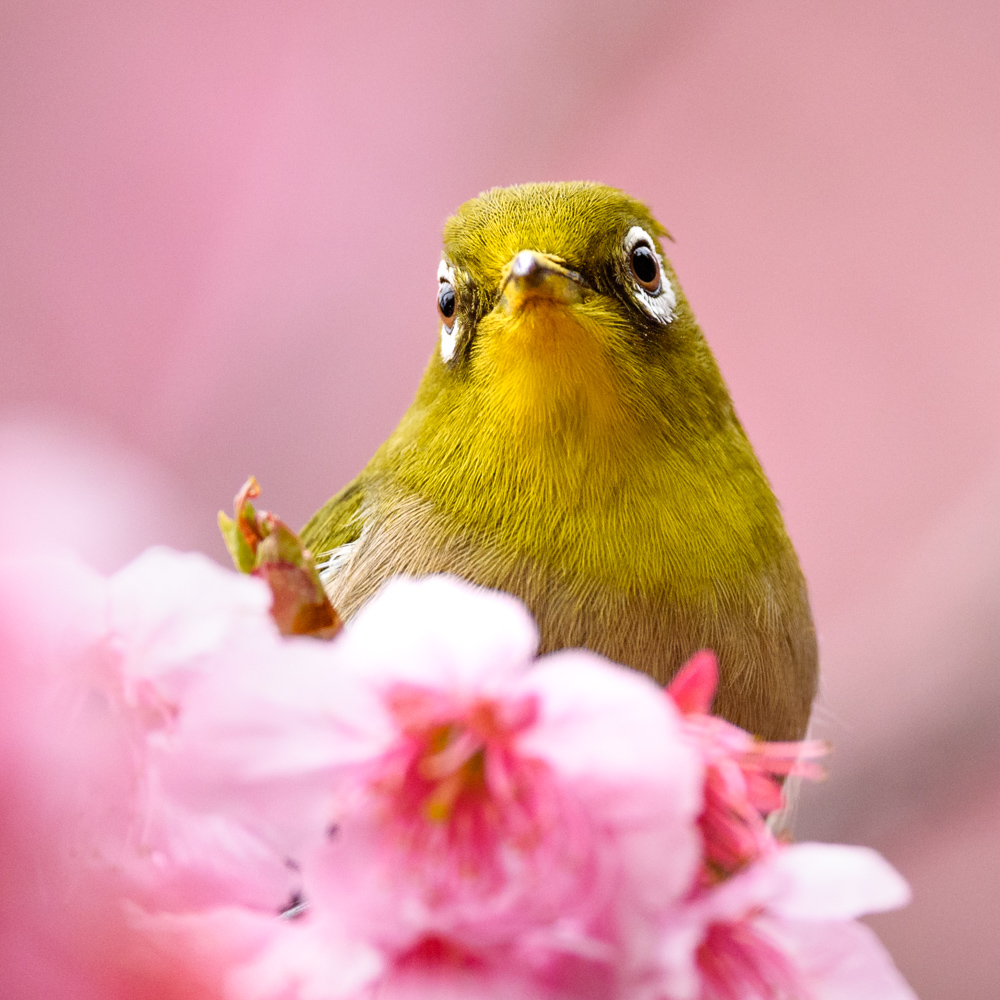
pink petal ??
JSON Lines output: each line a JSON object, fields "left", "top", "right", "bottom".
{"left": 162, "top": 638, "right": 393, "bottom": 858}
{"left": 121, "top": 793, "right": 295, "bottom": 913}
{"left": 520, "top": 651, "right": 699, "bottom": 806}
{"left": 125, "top": 904, "right": 306, "bottom": 1000}
{"left": 775, "top": 919, "right": 918, "bottom": 1000}
{"left": 666, "top": 650, "right": 718, "bottom": 716}
{"left": 338, "top": 576, "right": 539, "bottom": 694}
{"left": 519, "top": 651, "right": 703, "bottom": 906}
{"left": 771, "top": 843, "right": 911, "bottom": 921}
{"left": 654, "top": 846, "right": 916, "bottom": 1000}
{"left": 222, "top": 915, "right": 383, "bottom": 1000}
{"left": 109, "top": 547, "right": 276, "bottom": 681}
{"left": 376, "top": 960, "right": 558, "bottom": 1000}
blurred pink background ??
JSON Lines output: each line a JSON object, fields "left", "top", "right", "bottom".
{"left": 2, "top": 1, "right": 998, "bottom": 994}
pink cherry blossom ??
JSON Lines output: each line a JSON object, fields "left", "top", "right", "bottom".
{"left": 105, "top": 549, "right": 295, "bottom": 912}
{"left": 667, "top": 652, "right": 827, "bottom": 885}
{"left": 0, "top": 549, "right": 917, "bottom": 1000}
{"left": 654, "top": 842, "right": 916, "bottom": 1000}
{"left": 0, "top": 549, "right": 294, "bottom": 919}
{"left": 168, "top": 575, "right": 704, "bottom": 994}
{"left": 0, "top": 553, "right": 250, "bottom": 999}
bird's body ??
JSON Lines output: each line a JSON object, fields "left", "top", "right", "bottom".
{"left": 303, "top": 183, "right": 817, "bottom": 741}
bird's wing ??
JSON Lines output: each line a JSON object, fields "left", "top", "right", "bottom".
{"left": 300, "top": 477, "right": 367, "bottom": 575}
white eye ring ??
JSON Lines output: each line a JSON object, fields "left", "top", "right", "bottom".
{"left": 437, "top": 259, "right": 461, "bottom": 363}
{"left": 624, "top": 226, "right": 676, "bottom": 325}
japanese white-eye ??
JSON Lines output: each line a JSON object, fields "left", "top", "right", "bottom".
{"left": 302, "top": 182, "right": 817, "bottom": 741}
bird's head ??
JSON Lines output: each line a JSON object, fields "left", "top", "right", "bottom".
{"left": 425, "top": 182, "right": 724, "bottom": 446}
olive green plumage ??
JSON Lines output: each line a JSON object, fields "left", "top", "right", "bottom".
{"left": 303, "top": 182, "right": 817, "bottom": 741}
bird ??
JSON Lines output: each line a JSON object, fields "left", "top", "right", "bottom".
{"left": 301, "top": 182, "right": 817, "bottom": 742}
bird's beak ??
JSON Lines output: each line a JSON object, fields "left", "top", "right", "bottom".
{"left": 499, "top": 251, "right": 587, "bottom": 314}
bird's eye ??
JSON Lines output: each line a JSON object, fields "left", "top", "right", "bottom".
{"left": 437, "top": 282, "right": 456, "bottom": 325}
{"left": 630, "top": 244, "right": 661, "bottom": 293}
{"left": 623, "top": 226, "right": 676, "bottom": 325}
{"left": 436, "top": 260, "right": 462, "bottom": 363}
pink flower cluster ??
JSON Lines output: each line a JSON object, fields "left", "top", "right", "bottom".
{"left": 0, "top": 548, "right": 917, "bottom": 1000}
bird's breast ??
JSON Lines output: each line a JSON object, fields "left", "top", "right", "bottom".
{"left": 472, "top": 298, "right": 634, "bottom": 442}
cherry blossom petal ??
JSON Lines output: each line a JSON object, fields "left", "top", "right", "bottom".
{"left": 176, "top": 639, "right": 392, "bottom": 780}
{"left": 124, "top": 904, "right": 300, "bottom": 1000}
{"left": 654, "top": 844, "right": 914, "bottom": 1000}
{"left": 665, "top": 649, "right": 718, "bottom": 716}
{"left": 372, "top": 960, "right": 561, "bottom": 1000}
{"left": 770, "top": 843, "right": 911, "bottom": 921}
{"left": 160, "top": 643, "right": 392, "bottom": 862}
{"left": 775, "top": 919, "right": 918, "bottom": 1000}
{"left": 519, "top": 651, "right": 703, "bottom": 906}
{"left": 109, "top": 547, "right": 276, "bottom": 679}
{"left": 337, "top": 576, "right": 540, "bottom": 693}
{"left": 222, "top": 915, "right": 383, "bottom": 1000}
{"left": 119, "top": 792, "right": 295, "bottom": 913}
